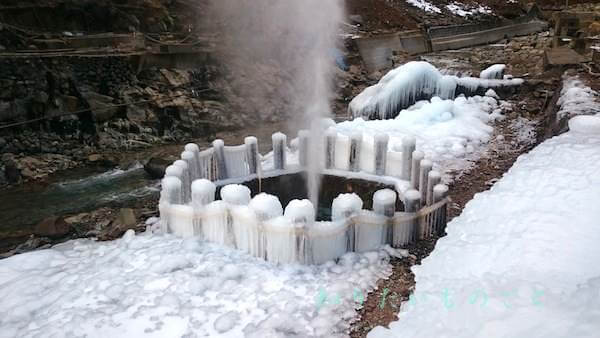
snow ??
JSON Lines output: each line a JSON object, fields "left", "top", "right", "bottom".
{"left": 339, "top": 92, "right": 506, "bottom": 180}
{"left": 480, "top": 64, "right": 506, "bottom": 80}
{"left": 446, "top": 2, "right": 493, "bottom": 17}
{"left": 405, "top": 0, "right": 441, "bottom": 14}
{"left": 0, "top": 232, "right": 393, "bottom": 337}
{"left": 569, "top": 115, "right": 600, "bottom": 135}
{"left": 368, "top": 121, "right": 600, "bottom": 338}
{"left": 557, "top": 75, "right": 599, "bottom": 119}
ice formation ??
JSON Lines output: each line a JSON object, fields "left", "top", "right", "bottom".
{"left": 480, "top": 64, "right": 506, "bottom": 79}
{"left": 348, "top": 61, "right": 522, "bottom": 119}
{"left": 248, "top": 193, "right": 284, "bottom": 220}
{"left": 331, "top": 193, "right": 364, "bottom": 221}
{"left": 340, "top": 93, "right": 502, "bottom": 178}
{"left": 368, "top": 120, "right": 600, "bottom": 337}
{"left": 284, "top": 199, "right": 315, "bottom": 224}
{"left": 406, "top": 0, "right": 441, "bottom": 13}
{"left": 190, "top": 179, "right": 216, "bottom": 209}
{"left": 220, "top": 184, "right": 251, "bottom": 205}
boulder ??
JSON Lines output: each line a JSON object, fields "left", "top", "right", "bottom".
{"left": 83, "top": 91, "right": 119, "bottom": 122}
{"left": 144, "top": 157, "right": 171, "bottom": 178}
{"left": 100, "top": 208, "right": 138, "bottom": 240}
{"left": 34, "top": 216, "right": 71, "bottom": 238}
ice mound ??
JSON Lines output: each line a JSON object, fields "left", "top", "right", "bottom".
{"left": 568, "top": 115, "right": 600, "bottom": 134}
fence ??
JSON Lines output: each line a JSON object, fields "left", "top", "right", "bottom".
{"left": 158, "top": 129, "right": 450, "bottom": 265}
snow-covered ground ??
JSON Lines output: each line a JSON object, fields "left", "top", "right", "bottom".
{"left": 446, "top": 2, "right": 492, "bottom": 17}
{"left": 368, "top": 115, "right": 600, "bottom": 337}
{"left": 0, "top": 230, "right": 398, "bottom": 337}
{"left": 405, "top": 0, "right": 441, "bottom": 14}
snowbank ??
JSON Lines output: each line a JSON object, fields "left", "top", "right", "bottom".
{"left": 368, "top": 122, "right": 600, "bottom": 337}
{"left": 0, "top": 233, "right": 393, "bottom": 337}
{"left": 557, "top": 75, "right": 599, "bottom": 119}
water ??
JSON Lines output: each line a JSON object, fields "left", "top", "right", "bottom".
{"left": 0, "top": 164, "right": 159, "bottom": 236}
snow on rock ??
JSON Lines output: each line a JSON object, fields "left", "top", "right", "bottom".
{"left": 406, "top": 0, "right": 441, "bottom": 13}
{"left": 557, "top": 75, "right": 599, "bottom": 119}
{"left": 480, "top": 64, "right": 506, "bottom": 80}
{"left": 339, "top": 94, "right": 504, "bottom": 179}
{"left": 446, "top": 2, "right": 493, "bottom": 17}
{"left": 0, "top": 233, "right": 393, "bottom": 337}
{"left": 368, "top": 123, "right": 600, "bottom": 338}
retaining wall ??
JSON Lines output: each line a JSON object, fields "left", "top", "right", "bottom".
{"left": 354, "top": 18, "right": 549, "bottom": 72}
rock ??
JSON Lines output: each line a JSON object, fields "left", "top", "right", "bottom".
{"left": 88, "top": 154, "right": 103, "bottom": 162}
{"left": 144, "top": 157, "right": 171, "bottom": 178}
{"left": 0, "top": 137, "right": 6, "bottom": 149}
{"left": 116, "top": 208, "right": 136, "bottom": 227}
{"left": 34, "top": 216, "right": 71, "bottom": 238}
{"left": 83, "top": 91, "right": 118, "bottom": 122}
{"left": 349, "top": 15, "right": 364, "bottom": 25}
{"left": 100, "top": 208, "right": 138, "bottom": 240}
{"left": 64, "top": 212, "right": 89, "bottom": 225}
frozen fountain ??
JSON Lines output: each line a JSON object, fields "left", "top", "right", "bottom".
{"left": 157, "top": 130, "right": 450, "bottom": 265}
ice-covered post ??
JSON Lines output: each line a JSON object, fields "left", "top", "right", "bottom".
{"left": 213, "top": 139, "right": 228, "bottom": 180}
{"left": 374, "top": 134, "right": 389, "bottom": 176}
{"left": 403, "top": 189, "right": 421, "bottom": 243}
{"left": 173, "top": 160, "right": 191, "bottom": 203}
{"left": 419, "top": 159, "right": 433, "bottom": 206}
{"left": 426, "top": 170, "right": 442, "bottom": 206}
{"left": 373, "top": 188, "right": 397, "bottom": 244}
{"left": 332, "top": 193, "right": 363, "bottom": 252}
{"left": 182, "top": 150, "right": 199, "bottom": 182}
{"left": 401, "top": 136, "right": 416, "bottom": 180}
{"left": 159, "top": 176, "right": 183, "bottom": 234}
{"left": 244, "top": 136, "right": 260, "bottom": 175}
{"left": 410, "top": 150, "right": 424, "bottom": 190}
{"left": 272, "top": 132, "right": 287, "bottom": 171}
{"left": 325, "top": 128, "right": 337, "bottom": 169}
{"left": 191, "top": 179, "right": 216, "bottom": 209}
{"left": 433, "top": 184, "right": 449, "bottom": 236}
{"left": 349, "top": 132, "right": 362, "bottom": 172}
{"left": 184, "top": 143, "right": 201, "bottom": 179}
{"left": 297, "top": 130, "right": 309, "bottom": 168}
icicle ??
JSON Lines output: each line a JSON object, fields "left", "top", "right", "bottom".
{"left": 202, "top": 201, "right": 232, "bottom": 246}
{"left": 159, "top": 176, "right": 183, "bottom": 233}
{"left": 353, "top": 210, "right": 388, "bottom": 253}
{"left": 173, "top": 160, "right": 191, "bottom": 203}
{"left": 334, "top": 133, "right": 351, "bottom": 170}
{"left": 264, "top": 216, "right": 298, "bottom": 264}
{"left": 191, "top": 179, "right": 216, "bottom": 209}
{"left": 191, "top": 179, "right": 216, "bottom": 236}
{"left": 308, "top": 221, "right": 348, "bottom": 264}
{"left": 169, "top": 205, "right": 195, "bottom": 238}
{"left": 182, "top": 150, "right": 200, "bottom": 182}
{"left": 249, "top": 193, "right": 284, "bottom": 258}
{"left": 229, "top": 205, "right": 260, "bottom": 254}
{"left": 198, "top": 148, "right": 215, "bottom": 180}
{"left": 224, "top": 145, "right": 249, "bottom": 178}
{"left": 359, "top": 135, "right": 375, "bottom": 174}
{"left": 220, "top": 184, "right": 251, "bottom": 206}
{"left": 184, "top": 143, "right": 201, "bottom": 179}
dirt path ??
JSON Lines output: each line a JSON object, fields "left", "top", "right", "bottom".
{"left": 349, "top": 103, "right": 550, "bottom": 337}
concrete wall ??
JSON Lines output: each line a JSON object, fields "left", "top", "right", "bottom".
{"left": 354, "top": 17, "right": 549, "bottom": 72}
{"left": 430, "top": 20, "right": 549, "bottom": 51}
